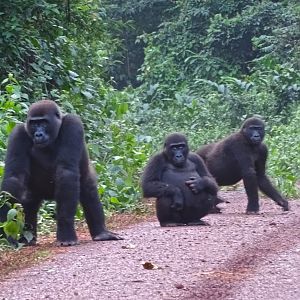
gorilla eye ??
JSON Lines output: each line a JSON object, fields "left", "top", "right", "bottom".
{"left": 249, "top": 125, "right": 263, "bottom": 131}
{"left": 170, "top": 144, "right": 185, "bottom": 151}
{"left": 29, "top": 120, "right": 48, "bottom": 129}
{"left": 30, "top": 123, "right": 39, "bottom": 130}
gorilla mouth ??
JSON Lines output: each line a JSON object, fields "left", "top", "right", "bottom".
{"left": 250, "top": 137, "right": 261, "bottom": 144}
{"left": 173, "top": 159, "right": 186, "bottom": 167}
{"left": 33, "top": 138, "right": 49, "bottom": 147}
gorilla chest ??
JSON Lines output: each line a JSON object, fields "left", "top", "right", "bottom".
{"left": 162, "top": 161, "right": 199, "bottom": 195}
{"left": 29, "top": 148, "right": 57, "bottom": 194}
{"left": 30, "top": 148, "right": 56, "bottom": 171}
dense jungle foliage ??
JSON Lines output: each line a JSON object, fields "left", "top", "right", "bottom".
{"left": 0, "top": 0, "right": 299, "bottom": 246}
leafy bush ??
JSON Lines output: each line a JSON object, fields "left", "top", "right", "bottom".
{"left": 0, "top": 192, "right": 33, "bottom": 250}
{"left": 266, "top": 107, "right": 300, "bottom": 197}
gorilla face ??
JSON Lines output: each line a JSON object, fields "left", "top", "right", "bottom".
{"left": 164, "top": 133, "right": 189, "bottom": 167}
{"left": 28, "top": 118, "right": 51, "bottom": 147}
{"left": 242, "top": 117, "right": 265, "bottom": 146}
{"left": 245, "top": 124, "right": 265, "bottom": 145}
{"left": 26, "top": 100, "right": 62, "bottom": 148}
{"left": 169, "top": 142, "right": 187, "bottom": 167}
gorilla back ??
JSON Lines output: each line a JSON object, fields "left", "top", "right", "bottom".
{"left": 0, "top": 100, "right": 121, "bottom": 246}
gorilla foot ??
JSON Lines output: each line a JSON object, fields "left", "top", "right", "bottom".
{"left": 209, "top": 206, "right": 222, "bottom": 214}
{"left": 187, "top": 220, "right": 210, "bottom": 226}
{"left": 57, "top": 240, "right": 79, "bottom": 247}
{"left": 215, "top": 196, "right": 229, "bottom": 204}
{"left": 93, "top": 230, "right": 123, "bottom": 241}
{"left": 160, "top": 222, "right": 186, "bottom": 227}
{"left": 18, "top": 236, "right": 37, "bottom": 246}
{"left": 246, "top": 210, "right": 259, "bottom": 215}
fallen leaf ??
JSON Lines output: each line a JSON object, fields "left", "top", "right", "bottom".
{"left": 142, "top": 261, "right": 159, "bottom": 270}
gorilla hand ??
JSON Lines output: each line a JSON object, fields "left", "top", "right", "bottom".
{"left": 185, "top": 177, "right": 205, "bottom": 194}
{"left": 278, "top": 198, "right": 290, "bottom": 211}
{"left": 93, "top": 230, "right": 123, "bottom": 241}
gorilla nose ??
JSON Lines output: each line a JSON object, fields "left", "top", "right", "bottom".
{"left": 34, "top": 132, "right": 43, "bottom": 138}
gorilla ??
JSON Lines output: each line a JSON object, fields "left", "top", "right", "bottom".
{"left": 0, "top": 100, "right": 122, "bottom": 246}
{"left": 141, "top": 133, "right": 218, "bottom": 226}
{"left": 197, "top": 117, "right": 289, "bottom": 214}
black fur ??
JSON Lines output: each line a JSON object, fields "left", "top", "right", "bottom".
{"left": 197, "top": 117, "right": 289, "bottom": 213}
{"left": 0, "top": 100, "right": 121, "bottom": 246}
{"left": 141, "top": 133, "right": 218, "bottom": 226}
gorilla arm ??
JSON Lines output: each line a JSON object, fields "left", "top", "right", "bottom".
{"left": 55, "top": 114, "right": 84, "bottom": 167}
{"left": 1, "top": 124, "right": 32, "bottom": 203}
{"left": 228, "top": 138, "right": 261, "bottom": 212}
{"left": 54, "top": 114, "right": 84, "bottom": 238}
{"left": 141, "top": 154, "right": 184, "bottom": 210}
{"left": 255, "top": 145, "right": 289, "bottom": 211}
{"left": 186, "top": 153, "right": 218, "bottom": 195}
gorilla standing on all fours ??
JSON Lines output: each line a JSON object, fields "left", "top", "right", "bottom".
{"left": 0, "top": 100, "right": 122, "bottom": 246}
{"left": 141, "top": 133, "right": 218, "bottom": 227}
{"left": 197, "top": 117, "right": 289, "bottom": 214}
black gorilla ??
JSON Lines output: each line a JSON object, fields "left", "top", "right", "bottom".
{"left": 0, "top": 100, "right": 121, "bottom": 246}
{"left": 197, "top": 117, "right": 289, "bottom": 214}
{"left": 141, "top": 133, "right": 218, "bottom": 226}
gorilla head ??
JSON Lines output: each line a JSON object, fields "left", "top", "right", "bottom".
{"left": 25, "top": 100, "right": 63, "bottom": 148}
{"left": 241, "top": 117, "right": 265, "bottom": 146}
{"left": 163, "top": 133, "right": 189, "bottom": 167}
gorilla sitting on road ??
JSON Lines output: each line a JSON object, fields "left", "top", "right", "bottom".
{"left": 141, "top": 133, "right": 218, "bottom": 226}
{"left": 0, "top": 100, "right": 122, "bottom": 246}
{"left": 197, "top": 117, "right": 289, "bottom": 214}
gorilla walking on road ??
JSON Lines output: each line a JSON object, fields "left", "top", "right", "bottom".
{"left": 197, "top": 117, "right": 289, "bottom": 214}
{"left": 0, "top": 100, "right": 122, "bottom": 246}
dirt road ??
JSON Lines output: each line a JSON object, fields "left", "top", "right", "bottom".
{"left": 1, "top": 191, "right": 299, "bottom": 300}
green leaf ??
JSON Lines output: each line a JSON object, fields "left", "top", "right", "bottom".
{"left": 110, "top": 197, "right": 120, "bottom": 204}
{"left": 4, "top": 221, "right": 20, "bottom": 239}
{"left": 7, "top": 209, "right": 17, "bottom": 221}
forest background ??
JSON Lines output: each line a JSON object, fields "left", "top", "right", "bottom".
{"left": 0, "top": 0, "right": 299, "bottom": 246}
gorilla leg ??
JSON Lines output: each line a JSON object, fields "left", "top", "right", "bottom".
{"left": 0, "top": 203, "right": 9, "bottom": 240}
{"left": 208, "top": 196, "right": 223, "bottom": 213}
{"left": 55, "top": 168, "right": 79, "bottom": 246}
{"left": 0, "top": 203, "right": 9, "bottom": 223}
{"left": 0, "top": 199, "right": 39, "bottom": 246}
{"left": 184, "top": 194, "right": 213, "bottom": 226}
{"left": 242, "top": 169, "right": 260, "bottom": 213}
{"left": 156, "top": 196, "right": 185, "bottom": 227}
{"left": 19, "top": 199, "right": 41, "bottom": 245}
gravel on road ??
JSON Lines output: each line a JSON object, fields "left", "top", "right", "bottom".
{"left": 0, "top": 191, "right": 299, "bottom": 300}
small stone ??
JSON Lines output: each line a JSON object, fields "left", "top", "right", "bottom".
{"left": 174, "top": 283, "right": 184, "bottom": 289}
